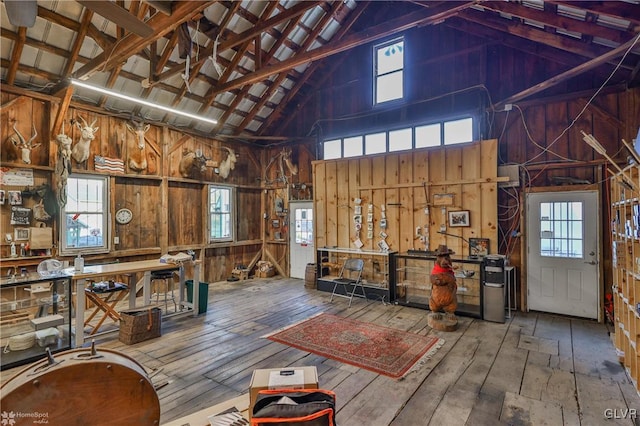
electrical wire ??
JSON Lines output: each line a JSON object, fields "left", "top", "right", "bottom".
{"left": 523, "top": 32, "right": 640, "bottom": 166}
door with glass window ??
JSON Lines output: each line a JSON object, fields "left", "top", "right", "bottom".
{"left": 289, "top": 202, "right": 314, "bottom": 279}
{"left": 526, "top": 191, "right": 600, "bottom": 319}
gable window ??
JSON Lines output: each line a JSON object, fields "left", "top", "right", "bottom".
{"left": 374, "top": 38, "right": 404, "bottom": 104}
{"left": 210, "top": 185, "right": 233, "bottom": 242}
{"left": 60, "top": 174, "right": 109, "bottom": 254}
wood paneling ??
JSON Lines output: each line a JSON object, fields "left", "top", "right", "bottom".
{"left": 314, "top": 140, "right": 500, "bottom": 256}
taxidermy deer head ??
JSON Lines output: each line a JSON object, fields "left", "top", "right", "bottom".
{"left": 3, "top": 121, "right": 41, "bottom": 164}
{"left": 179, "top": 149, "right": 208, "bottom": 178}
{"left": 71, "top": 115, "right": 99, "bottom": 163}
{"left": 125, "top": 119, "right": 150, "bottom": 171}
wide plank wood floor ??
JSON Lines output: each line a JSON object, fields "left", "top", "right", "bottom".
{"left": 2, "top": 277, "right": 639, "bottom": 425}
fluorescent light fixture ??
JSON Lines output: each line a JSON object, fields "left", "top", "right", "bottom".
{"left": 70, "top": 78, "right": 218, "bottom": 125}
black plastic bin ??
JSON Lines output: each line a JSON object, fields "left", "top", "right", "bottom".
{"left": 185, "top": 280, "right": 209, "bottom": 314}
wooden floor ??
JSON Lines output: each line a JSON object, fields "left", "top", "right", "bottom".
{"left": 3, "top": 277, "right": 640, "bottom": 425}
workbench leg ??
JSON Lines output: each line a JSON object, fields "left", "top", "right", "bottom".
{"left": 75, "top": 278, "right": 86, "bottom": 347}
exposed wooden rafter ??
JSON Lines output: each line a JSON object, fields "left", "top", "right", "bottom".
{"left": 495, "top": 34, "right": 640, "bottom": 109}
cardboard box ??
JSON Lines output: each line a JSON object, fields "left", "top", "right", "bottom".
{"left": 249, "top": 366, "right": 318, "bottom": 419}
{"left": 255, "top": 268, "right": 275, "bottom": 278}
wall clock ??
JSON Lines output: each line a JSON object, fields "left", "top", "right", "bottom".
{"left": 115, "top": 208, "right": 133, "bottom": 225}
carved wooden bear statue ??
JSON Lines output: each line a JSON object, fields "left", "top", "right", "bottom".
{"left": 429, "top": 244, "right": 457, "bottom": 315}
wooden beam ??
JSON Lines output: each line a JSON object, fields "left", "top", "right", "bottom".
{"left": 153, "top": 1, "right": 322, "bottom": 84}
{"left": 445, "top": 18, "right": 615, "bottom": 78}
{"left": 479, "top": 1, "right": 632, "bottom": 44}
{"left": 546, "top": 1, "right": 640, "bottom": 29}
{"left": 6, "top": 27, "right": 26, "bottom": 86}
{"left": 495, "top": 33, "right": 640, "bottom": 109}
{"left": 51, "top": 85, "right": 75, "bottom": 136}
{"left": 62, "top": 8, "right": 94, "bottom": 77}
{"left": 73, "top": 1, "right": 215, "bottom": 80}
{"left": 266, "top": 2, "right": 368, "bottom": 136}
{"left": 457, "top": 8, "right": 634, "bottom": 70}
{"left": 210, "top": 2, "right": 477, "bottom": 97}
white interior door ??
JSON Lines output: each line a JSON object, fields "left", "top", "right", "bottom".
{"left": 289, "top": 202, "right": 314, "bottom": 279}
{"left": 526, "top": 190, "right": 600, "bottom": 319}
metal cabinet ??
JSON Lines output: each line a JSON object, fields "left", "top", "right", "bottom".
{"left": 0, "top": 272, "right": 72, "bottom": 370}
{"left": 394, "top": 252, "right": 483, "bottom": 318}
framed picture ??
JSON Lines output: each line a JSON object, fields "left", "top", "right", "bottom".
{"left": 14, "top": 228, "right": 30, "bottom": 241}
{"left": 448, "top": 210, "right": 470, "bottom": 227}
{"left": 8, "top": 190, "right": 22, "bottom": 205}
{"left": 469, "top": 238, "right": 490, "bottom": 257}
{"left": 0, "top": 190, "right": 4, "bottom": 205}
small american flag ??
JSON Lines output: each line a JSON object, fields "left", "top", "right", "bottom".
{"left": 94, "top": 155, "right": 125, "bottom": 174}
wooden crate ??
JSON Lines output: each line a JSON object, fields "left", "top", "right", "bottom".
{"left": 119, "top": 306, "right": 161, "bottom": 345}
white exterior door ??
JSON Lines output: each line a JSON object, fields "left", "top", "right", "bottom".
{"left": 289, "top": 202, "right": 314, "bottom": 279}
{"left": 526, "top": 190, "right": 600, "bottom": 320}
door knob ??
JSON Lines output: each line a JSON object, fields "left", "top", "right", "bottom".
{"left": 584, "top": 260, "right": 597, "bottom": 265}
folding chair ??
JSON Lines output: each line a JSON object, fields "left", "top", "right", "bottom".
{"left": 329, "top": 258, "right": 366, "bottom": 307}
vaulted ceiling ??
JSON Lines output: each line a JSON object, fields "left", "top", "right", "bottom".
{"left": 1, "top": 1, "right": 639, "bottom": 145}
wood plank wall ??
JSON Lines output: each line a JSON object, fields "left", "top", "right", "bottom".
{"left": 0, "top": 93, "right": 271, "bottom": 283}
{"left": 313, "top": 140, "right": 500, "bottom": 256}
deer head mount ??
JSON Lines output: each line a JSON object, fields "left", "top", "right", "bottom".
{"left": 125, "top": 119, "right": 151, "bottom": 171}
{"left": 217, "top": 147, "right": 237, "bottom": 179}
{"left": 2, "top": 121, "right": 41, "bottom": 164}
{"left": 71, "top": 115, "right": 99, "bottom": 164}
{"left": 179, "top": 149, "right": 209, "bottom": 178}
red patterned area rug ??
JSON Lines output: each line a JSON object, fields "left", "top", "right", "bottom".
{"left": 266, "top": 313, "right": 444, "bottom": 379}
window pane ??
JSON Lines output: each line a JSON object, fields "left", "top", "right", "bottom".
{"left": 444, "top": 118, "right": 473, "bottom": 145}
{"left": 377, "top": 41, "right": 404, "bottom": 75}
{"left": 365, "top": 132, "right": 386, "bottom": 154}
{"left": 415, "top": 124, "right": 441, "bottom": 148}
{"left": 539, "top": 201, "right": 583, "bottom": 258}
{"left": 343, "top": 136, "right": 363, "bottom": 158}
{"left": 63, "top": 175, "right": 107, "bottom": 252}
{"left": 324, "top": 139, "right": 342, "bottom": 159}
{"left": 295, "top": 208, "right": 313, "bottom": 244}
{"left": 210, "top": 186, "right": 232, "bottom": 240}
{"left": 388, "top": 128, "right": 412, "bottom": 152}
{"left": 376, "top": 71, "right": 403, "bottom": 103}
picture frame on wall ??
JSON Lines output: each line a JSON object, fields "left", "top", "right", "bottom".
{"left": 14, "top": 228, "right": 30, "bottom": 241}
{"left": 448, "top": 210, "right": 470, "bottom": 227}
{"left": 8, "top": 190, "right": 22, "bottom": 205}
{"left": 469, "top": 238, "right": 490, "bottom": 257}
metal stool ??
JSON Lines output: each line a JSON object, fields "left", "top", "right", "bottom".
{"left": 151, "top": 269, "right": 178, "bottom": 313}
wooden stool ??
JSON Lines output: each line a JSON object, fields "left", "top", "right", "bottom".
{"left": 83, "top": 282, "right": 128, "bottom": 335}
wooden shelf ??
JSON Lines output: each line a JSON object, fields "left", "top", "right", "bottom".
{"left": 611, "top": 164, "right": 640, "bottom": 394}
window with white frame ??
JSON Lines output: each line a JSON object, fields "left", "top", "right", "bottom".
{"left": 323, "top": 116, "right": 475, "bottom": 159}
{"left": 210, "top": 185, "right": 233, "bottom": 242}
{"left": 374, "top": 38, "right": 404, "bottom": 104}
{"left": 60, "top": 174, "right": 109, "bottom": 254}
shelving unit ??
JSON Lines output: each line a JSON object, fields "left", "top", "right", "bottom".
{"left": 316, "top": 247, "right": 397, "bottom": 303}
{"left": 0, "top": 272, "right": 73, "bottom": 370}
{"left": 394, "top": 252, "right": 483, "bottom": 318}
{"left": 610, "top": 165, "right": 640, "bottom": 392}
